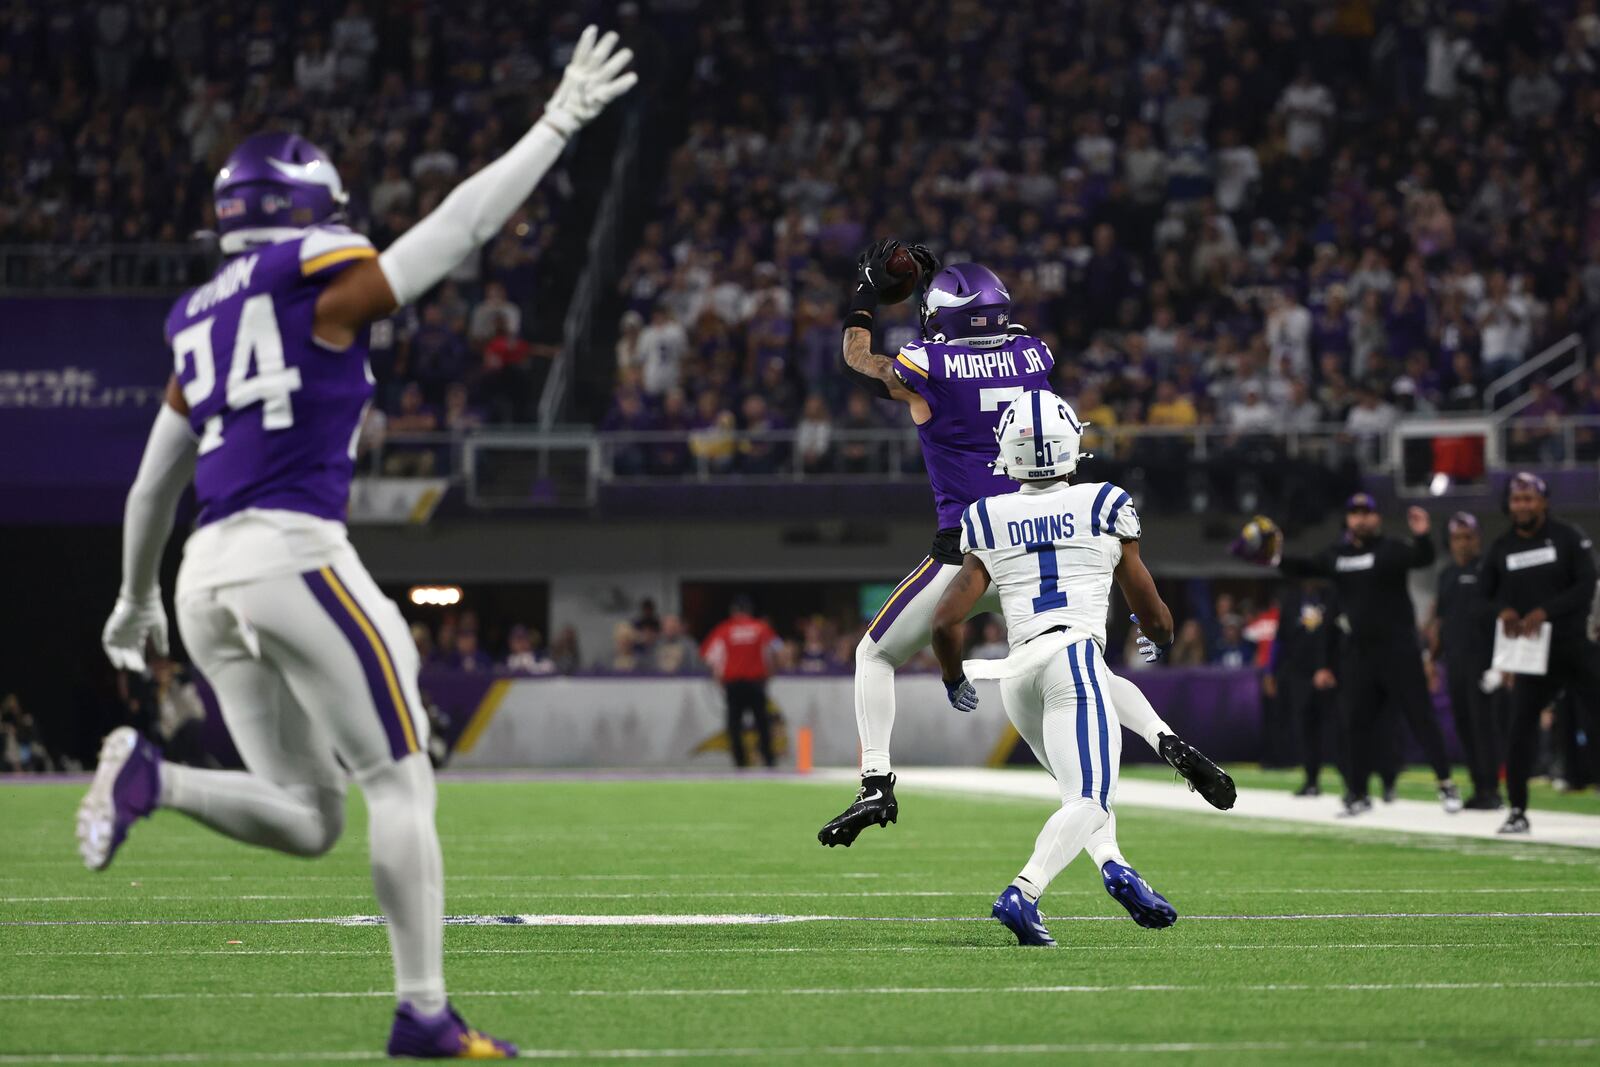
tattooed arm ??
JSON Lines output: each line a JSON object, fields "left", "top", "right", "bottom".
{"left": 843, "top": 324, "right": 920, "bottom": 404}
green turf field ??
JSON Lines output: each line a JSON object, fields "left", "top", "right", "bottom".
{"left": 3, "top": 776, "right": 1599, "bottom": 1065}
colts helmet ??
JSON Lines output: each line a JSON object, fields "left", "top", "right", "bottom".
{"left": 920, "top": 262, "right": 1011, "bottom": 343}
{"left": 994, "top": 389, "right": 1086, "bottom": 482}
{"left": 213, "top": 132, "right": 348, "bottom": 254}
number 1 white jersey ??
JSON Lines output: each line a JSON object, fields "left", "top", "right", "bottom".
{"left": 958, "top": 480, "right": 1140, "bottom": 650}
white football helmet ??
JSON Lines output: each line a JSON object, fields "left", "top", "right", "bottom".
{"left": 994, "top": 389, "right": 1088, "bottom": 482}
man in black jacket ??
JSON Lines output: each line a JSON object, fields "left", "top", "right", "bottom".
{"left": 1480, "top": 473, "right": 1600, "bottom": 834}
{"left": 1254, "top": 493, "right": 1463, "bottom": 815}
{"left": 1271, "top": 580, "right": 1342, "bottom": 797}
{"left": 1430, "top": 512, "right": 1504, "bottom": 810}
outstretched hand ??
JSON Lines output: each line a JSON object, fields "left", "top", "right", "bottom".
{"left": 944, "top": 673, "right": 979, "bottom": 713}
{"left": 543, "top": 26, "right": 638, "bottom": 137}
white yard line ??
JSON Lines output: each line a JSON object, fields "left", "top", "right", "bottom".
{"left": 7, "top": 980, "right": 1600, "bottom": 1003}
{"left": 819, "top": 767, "right": 1600, "bottom": 849}
{"left": 8, "top": 940, "right": 1592, "bottom": 959}
{"left": 6, "top": 910, "right": 1600, "bottom": 929}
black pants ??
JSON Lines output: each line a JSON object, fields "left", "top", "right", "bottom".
{"left": 1278, "top": 672, "right": 1342, "bottom": 786}
{"left": 724, "top": 680, "right": 774, "bottom": 768}
{"left": 1507, "top": 633, "right": 1600, "bottom": 811}
{"left": 1443, "top": 655, "right": 1502, "bottom": 801}
{"left": 1342, "top": 637, "right": 1452, "bottom": 797}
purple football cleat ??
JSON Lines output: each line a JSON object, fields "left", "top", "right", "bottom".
{"left": 387, "top": 1002, "right": 518, "bottom": 1059}
{"left": 76, "top": 727, "right": 161, "bottom": 871}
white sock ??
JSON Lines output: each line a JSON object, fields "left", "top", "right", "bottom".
{"left": 854, "top": 640, "right": 898, "bottom": 776}
{"left": 1107, "top": 674, "right": 1172, "bottom": 753}
{"left": 1014, "top": 875, "right": 1044, "bottom": 903}
{"left": 160, "top": 763, "right": 344, "bottom": 857}
{"left": 1085, "top": 809, "right": 1127, "bottom": 869}
{"left": 1016, "top": 798, "right": 1109, "bottom": 899}
{"left": 360, "top": 754, "right": 447, "bottom": 1014}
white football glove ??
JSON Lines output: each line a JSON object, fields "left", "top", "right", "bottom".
{"left": 102, "top": 594, "right": 169, "bottom": 674}
{"left": 541, "top": 25, "right": 638, "bottom": 138}
{"left": 1131, "top": 613, "right": 1170, "bottom": 664}
{"left": 944, "top": 674, "right": 979, "bottom": 714}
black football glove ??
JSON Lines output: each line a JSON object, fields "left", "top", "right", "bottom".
{"left": 852, "top": 238, "right": 902, "bottom": 304}
{"left": 906, "top": 242, "right": 941, "bottom": 284}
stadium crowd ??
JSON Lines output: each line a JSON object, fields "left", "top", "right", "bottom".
{"left": 605, "top": 0, "right": 1600, "bottom": 475}
{"left": 0, "top": 0, "right": 614, "bottom": 424}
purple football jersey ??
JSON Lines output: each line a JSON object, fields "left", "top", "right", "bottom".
{"left": 166, "top": 227, "right": 377, "bottom": 527}
{"left": 893, "top": 334, "right": 1055, "bottom": 528}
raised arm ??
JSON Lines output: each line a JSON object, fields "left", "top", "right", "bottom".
{"left": 840, "top": 239, "right": 935, "bottom": 405}
{"left": 313, "top": 26, "right": 637, "bottom": 346}
{"left": 103, "top": 377, "right": 197, "bottom": 672}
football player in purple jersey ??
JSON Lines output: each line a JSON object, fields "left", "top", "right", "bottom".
{"left": 819, "top": 242, "right": 1234, "bottom": 880}
{"left": 80, "top": 26, "right": 635, "bottom": 1059}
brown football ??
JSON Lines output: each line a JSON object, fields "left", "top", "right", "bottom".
{"left": 876, "top": 244, "right": 920, "bottom": 304}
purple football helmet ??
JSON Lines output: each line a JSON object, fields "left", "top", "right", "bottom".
{"left": 920, "top": 263, "right": 1011, "bottom": 342}
{"left": 213, "top": 132, "right": 347, "bottom": 253}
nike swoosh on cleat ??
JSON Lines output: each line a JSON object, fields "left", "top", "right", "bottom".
{"left": 859, "top": 789, "right": 883, "bottom": 803}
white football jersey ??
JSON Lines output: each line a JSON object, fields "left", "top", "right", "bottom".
{"left": 958, "top": 480, "right": 1140, "bottom": 650}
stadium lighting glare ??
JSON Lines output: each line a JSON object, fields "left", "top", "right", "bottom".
{"left": 409, "top": 585, "right": 462, "bottom": 606}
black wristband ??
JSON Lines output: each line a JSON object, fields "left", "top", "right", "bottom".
{"left": 843, "top": 310, "right": 874, "bottom": 332}
{"left": 847, "top": 281, "right": 880, "bottom": 316}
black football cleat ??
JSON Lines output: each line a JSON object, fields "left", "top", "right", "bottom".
{"left": 818, "top": 773, "right": 897, "bottom": 847}
{"left": 1498, "top": 809, "right": 1530, "bottom": 835}
{"left": 1157, "top": 734, "right": 1236, "bottom": 810}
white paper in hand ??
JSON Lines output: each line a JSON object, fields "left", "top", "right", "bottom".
{"left": 1491, "top": 622, "right": 1551, "bottom": 676}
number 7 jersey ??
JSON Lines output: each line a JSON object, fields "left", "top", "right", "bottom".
{"left": 892, "top": 334, "right": 1054, "bottom": 530}
{"left": 958, "top": 480, "right": 1140, "bottom": 649}
{"left": 166, "top": 226, "right": 377, "bottom": 527}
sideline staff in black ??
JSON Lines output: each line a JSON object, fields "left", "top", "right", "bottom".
{"left": 1480, "top": 473, "right": 1600, "bottom": 834}
{"left": 1430, "top": 512, "right": 1502, "bottom": 810}
{"left": 1271, "top": 580, "right": 1342, "bottom": 797}
{"left": 1274, "top": 493, "right": 1463, "bottom": 815}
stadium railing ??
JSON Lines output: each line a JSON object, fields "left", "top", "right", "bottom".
{"left": 355, "top": 416, "right": 1598, "bottom": 514}
{"left": 0, "top": 244, "right": 213, "bottom": 293}
{"left": 1484, "top": 333, "right": 1585, "bottom": 415}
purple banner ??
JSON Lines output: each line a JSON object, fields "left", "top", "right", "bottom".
{"left": 0, "top": 297, "right": 172, "bottom": 523}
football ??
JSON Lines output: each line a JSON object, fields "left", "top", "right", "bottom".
{"left": 875, "top": 244, "right": 920, "bottom": 304}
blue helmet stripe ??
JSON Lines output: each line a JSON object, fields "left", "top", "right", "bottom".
{"left": 1030, "top": 389, "right": 1045, "bottom": 469}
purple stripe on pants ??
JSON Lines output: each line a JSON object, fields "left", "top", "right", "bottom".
{"left": 867, "top": 558, "right": 942, "bottom": 642}
{"left": 302, "top": 568, "right": 411, "bottom": 760}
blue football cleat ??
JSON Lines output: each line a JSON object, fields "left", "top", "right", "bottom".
{"left": 991, "top": 885, "right": 1057, "bottom": 947}
{"left": 1101, "top": 860, "right": 1177, "bottom": 929}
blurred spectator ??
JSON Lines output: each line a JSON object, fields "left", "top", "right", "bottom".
{"left": 384, "top": 383, "right": 440, "bottom": 476}
{"left": 607, "top": 622, "right": 643, "bottom": 673}
{"left": 969, "top": 617, "right": 1009, "bottom": 660}
{"left": 448, "top": 626, "right": 492, "bottom": 674}
{"left": 150, "top": 657, "right": 208, "bottom": 767}
{"left": 1, "top": 693, "right": 55, "bottom": 773}
{"left": 502, "top": 625, "right": 554, "bottom": 676}
{"left": 1211, "top": 615, "right": 1253, "bottom": 668}
{"left": 1168, "top": 620, "right": 1209, "bottom": 667}
{"left": 654, "top": 614, "right": 701, "bottom": 674}
{"left": 550, "top": 627, "right": 582, "bottom": 675}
